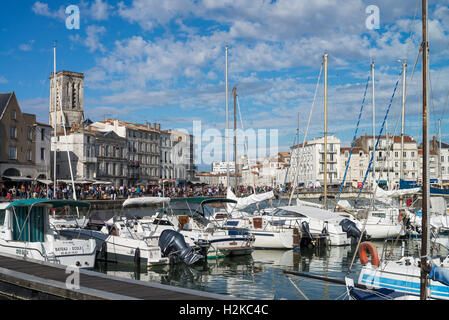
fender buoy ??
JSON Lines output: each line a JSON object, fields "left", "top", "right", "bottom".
{"left": 398, "top": 210, "right": 407, "bottom": 223}
{"left": 359, "top": 242, "right": 380, "bottom": 267}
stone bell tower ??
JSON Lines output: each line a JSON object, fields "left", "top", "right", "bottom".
{"left": 49, "top": 70, "right": 84, "bottom": 131}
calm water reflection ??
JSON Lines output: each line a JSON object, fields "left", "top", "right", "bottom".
{"left": 94, "top": 245, "right": 367, "bottom": 300}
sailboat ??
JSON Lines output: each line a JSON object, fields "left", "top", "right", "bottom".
{"left": 353, "top": 0, "right": 449, "bottom": 300}
{"left": 270, "top": 54, "right": 366, "bottom": 247}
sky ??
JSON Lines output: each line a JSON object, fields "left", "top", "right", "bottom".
{"left": 1, "top": 0, "right": 449, "bottom": 170}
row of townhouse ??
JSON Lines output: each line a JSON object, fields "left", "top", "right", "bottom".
{"left": 0, "top": 69, "right": 196, "bottom": 188}
{"left": 225, "top": 133, "right": 449, "bottom": 189}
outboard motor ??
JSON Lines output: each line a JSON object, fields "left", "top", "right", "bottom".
{"left": 158, "top": 229, "right": 205, "bottom": 265}
{"left": 300, "top": 221, "right": 315, "bottom": 248}
{"left": 339, "top": 219, "right": 364, "bottom": 244}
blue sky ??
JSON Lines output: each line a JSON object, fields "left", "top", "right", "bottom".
{"left": 1, "top": 0, "right": 449, "bottom": 169}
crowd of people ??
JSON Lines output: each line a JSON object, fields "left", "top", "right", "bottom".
{"left": 0, "top": 183, "right": 283, "bottom": 202}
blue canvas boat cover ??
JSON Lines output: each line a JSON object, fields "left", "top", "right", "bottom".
{"left": 429, "top": 265, "right": 449, "bottom": 287}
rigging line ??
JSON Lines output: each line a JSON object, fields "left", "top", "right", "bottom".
{"left": 405, "top": 0, "right": 420, "bottom": 62}
{"left": 236, "top": 95, "right": 248, "bottom": 157}
{"left": 441, "top": 89, "right": 449, "bottom": 124}
{"left": 356, "top": 69, "right": 403, "bottom": 201}
{"left": 288, "top": 61, "right": 324, "bottom": 206}
{"left": 277, "top": 129, "right": 298, "bottom": 206}
{"left": 285, "top": 275, "right": 310, "bottom": 300}
{"left": 335, "top": 72, "right": 371, "bottom": 206}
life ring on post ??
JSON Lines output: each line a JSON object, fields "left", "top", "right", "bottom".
{"left": 359, "top": 242, "right": 380, "bottom": 267}
{"left": 398, "top": 210, "right": 407, "bottom": 223}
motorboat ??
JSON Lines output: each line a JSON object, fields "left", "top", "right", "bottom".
{"left": 57, "top": 197, "right": 206, "bottom": 266}
{"left": 134, "top": 197, "right": 255, "bottom": 259}
{"left": 0, "top": 199, "right": 96, "bottom": 269}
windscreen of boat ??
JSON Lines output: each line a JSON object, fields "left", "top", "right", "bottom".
{"left": 168, "top": 202, "right": 210, "bottom": 226}
{"left": 271, "top": 208, "right": 307, "bottom": 218}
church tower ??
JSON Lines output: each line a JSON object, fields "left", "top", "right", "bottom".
{"left": 49, "top": 70, "right": 84, "bottom": 130}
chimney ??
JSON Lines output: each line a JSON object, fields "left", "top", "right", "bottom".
{"left": 114, "top": 118, "right": 119, "bottom": 131}
{"left": 157, "top": 124, "right": 161, "bottom": 130}
{"left": 146, "top": 122, "right": 150, "bottom": 130}
{"left": 153, "top": 123, "right": 157, "bottom": 129}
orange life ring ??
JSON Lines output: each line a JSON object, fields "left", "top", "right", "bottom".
{"left": 398, "top": 210, "right": 407, "bottom": 222}
{"left": 359, "top": 242, "right": 380, "bottom": 267}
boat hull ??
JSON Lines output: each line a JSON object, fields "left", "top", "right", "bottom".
{"left": 59, "top": 229, "right": 169, "bottom": 266}
{"left": 0, "top": 238, "right": 96, "bottom": 269}
{"left": 359, "top": 261, "right": 449, "bottom": 300}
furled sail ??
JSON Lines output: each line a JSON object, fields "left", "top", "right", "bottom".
{"left": 227, "top": 187, "right": 274, "bottom": 211}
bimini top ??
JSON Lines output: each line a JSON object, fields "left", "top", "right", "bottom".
{"left": 201, "top": 198, "right": 237, "bottom": 205}
{"left": 122, "top": 196, "right": 170, "bottom": 208}
{"left": 278, "top": 205, "right": 347, "bottom": 222}
{"left": 6, "top": 199, "right": 90, "bottom": 209}
{"left": 171, "top": 197, "right": 215, "bottom": 203}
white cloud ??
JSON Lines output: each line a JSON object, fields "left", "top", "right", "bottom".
{"left": 31, "top": 1, "right": 65, "bottom": 21}
{"left": 85, "top": 25, "right": 107, "bottom": 52}
{"left": 18, "top": 40, "right": 35, "bottom": 52}
{"left": 87, "top": 0, "right": 112, "bottom": 21}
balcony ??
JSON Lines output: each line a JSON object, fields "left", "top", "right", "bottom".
{"left": 319, "top": 158, "right": 337, "bottom": 164}
{"left": 319, "top": 149, "right": 337, "bottom": 154}
{"left": 82, "top": 156, "right": 97, "bottom": 163}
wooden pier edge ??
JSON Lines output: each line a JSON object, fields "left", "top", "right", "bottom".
{"left": 0, "top": 252, "right": 236, "bottom": 300}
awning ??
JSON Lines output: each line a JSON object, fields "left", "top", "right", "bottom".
{"left": 122, "top": 197, "right": 170, "bottom": 208}
{"left": 6, "top": 199, "right": 90, "bottom": 209}
{"left": 92, "top": 181, "right": 112, "bottom": 185}
{"left": 57, "top": 179, "right": 91, "bottom": 184}
{"left": 37, "top": 179, "right": 53, "bottom": 185}
{"left": 2, "top": 176, "right": 34, "bottom": 182}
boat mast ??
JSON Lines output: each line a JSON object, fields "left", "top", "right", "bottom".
{"left": 323, "top": 53, "right": 328, "bottom": 210}
{"left": 53, "top": 43, "right": 57, "bottom": 199}
{"left": 371, "top": 61, "right": 376, "bottom": 190}
{"left": 400, "top": 61, "right": 407, "bottom": 184}
{"left": 233, "top": 86, "right": 238, "bottom": 194}
{"left": 439, "top": 119, "right": 442, "bottom": 184}
{"left": 420, "top": 0, "right": 430, "bottom": 301}
{"left": 225, "top": 45, "right": 230, "bottom": 190}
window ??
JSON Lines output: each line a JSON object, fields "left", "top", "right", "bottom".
{"left": 26, "top": 149, "right": 31, "bottom": 161}
{"left": 442, "top": 156, "right": 445, "bottom": 163}
{"left": 411, "top": 151, "right": 415, "bottom": 157}
{"left": 395, "top": 151, "right": 399, "bottom": 158}
{"left": 27, "top": 128, "right": 32, "bottom": 140}
{"left": 10, "top": 127, "right": 16, "bottom": 139}
{"left": 40, "top": 148, "right": 45, "bottom": 161}
{"left": 9, "top": 146, "right": 16, "bottom": 159}
{"left": 0, "top": 209, "right": 5, "bottom": 226}
{"left": 11, "top": 109, "right": 16, "bottom": 120}
{"left": 41, "top": 128, "right": 45, "bottom": 141}
{"left": 403, "top": 151, "right": 407, "bottom": 158}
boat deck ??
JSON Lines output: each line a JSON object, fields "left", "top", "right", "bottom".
{"left": 0, "top": 253, "right": 231, "bottom": 300}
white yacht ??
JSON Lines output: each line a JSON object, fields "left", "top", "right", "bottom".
{"left": 0, "top": 199, "right": 96, "bottom": 269}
